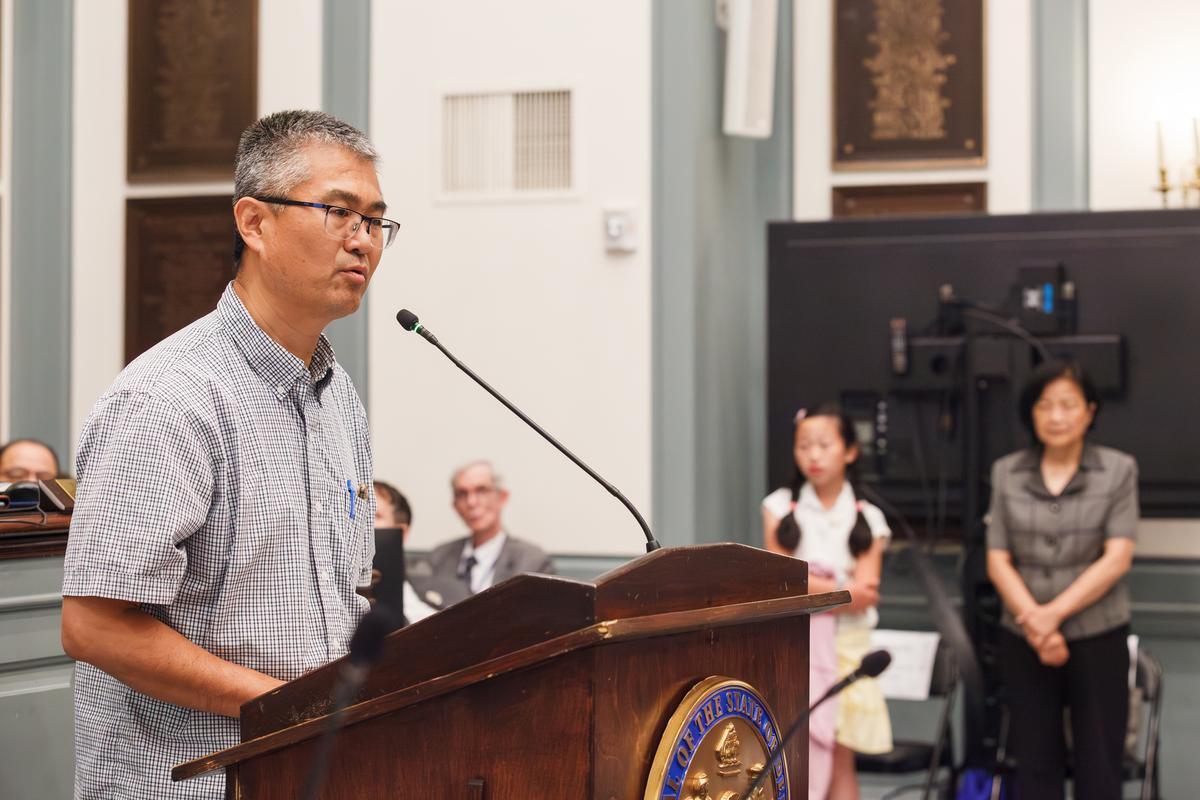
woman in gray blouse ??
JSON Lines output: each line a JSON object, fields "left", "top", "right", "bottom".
{"left": 986, "top": 360, "right": 1138, "bottom": 800}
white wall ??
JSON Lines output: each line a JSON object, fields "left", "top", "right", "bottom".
{"left": 368, "top": 0, "right": 652, "bottom": 557}
{"left": 793, "top": 0, "right": 1032, "bottom": 219}
{"left": 69, "top": 0, "right": 323, "bottom": 453}
{"left": 1089, "top": 0, "right": 1200, "bottom": 210}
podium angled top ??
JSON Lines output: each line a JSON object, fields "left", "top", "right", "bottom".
{"left": 592, "top": 541, "right": 813, "bottom": 617}
{"left": 239, "top": 544, "right": 815, "bottom": 739}
{"left": 174, "top": 544, "right": 843, "bottom": 782}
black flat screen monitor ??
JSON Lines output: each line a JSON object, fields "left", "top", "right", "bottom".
{"left": 767, "top": 209, "right": 1200, "bottom": 528}
{"left": 373, "top": 527, "right": 407, "bottom": 619}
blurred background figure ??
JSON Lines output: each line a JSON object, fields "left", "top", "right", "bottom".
{"left": 422, "top": 461, "right": 555, "bottom": 597}
{"left": 763, "top": 405, "right": 892, "bottom": 800}
{"left": 373, "top": 479, "right": 441, "bottom": 623}
{"left": 0, "top": 438, "right": 60, "bottom": 482}
{"left": 987, "top": 361, "right": 1138, "bottom": 800}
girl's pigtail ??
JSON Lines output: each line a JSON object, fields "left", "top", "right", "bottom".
{"left": 847, "top": 494, "right": 874, "bottom": 557}
{"left": 775, "top": 468, "right": 805, "bottom": 552}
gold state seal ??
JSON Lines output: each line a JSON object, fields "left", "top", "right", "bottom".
{"left": 644, "top": 677, "right": 790, "bottom": 800}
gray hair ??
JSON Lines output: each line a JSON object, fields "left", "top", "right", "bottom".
{"left": 232, "top": 109, "right": 378, "bottom": 266}
{"left": 450, "top": 460, "right": 505, "bottom": 490}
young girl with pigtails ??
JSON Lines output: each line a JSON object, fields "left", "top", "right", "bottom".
{"left": 762, "top": 404, "right": 893, "bottom": 800}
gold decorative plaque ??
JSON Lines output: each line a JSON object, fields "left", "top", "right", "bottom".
{"left": 644, "top": 677, "right": 789, "bottom": 800}
{"left": 833, "top": 0, "right": 985, "bottom": 170}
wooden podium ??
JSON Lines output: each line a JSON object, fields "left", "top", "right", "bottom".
{"left": 173, "top": 544, "right": 846, "bottom": 798}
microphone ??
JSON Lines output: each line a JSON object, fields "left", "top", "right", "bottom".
{"left": 396, "top": 309, "right": 437, "bottom": 345}
{"left": 302, "top": 589, "right": 404, "bottom": 799}
{"left": 396, "top": 309, "right": 661, "bottom": 553}
{"left": 824, "top": 647, "right": 891, "bottom": 696}
{"left": 745, "top": 650, "right": 892, "bottom": 797}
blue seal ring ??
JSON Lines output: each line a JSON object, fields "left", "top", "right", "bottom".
{"left": 643, "top": 676, "right": 790, "bottom": 799}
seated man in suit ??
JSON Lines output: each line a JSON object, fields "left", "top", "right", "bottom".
{"left": 372, "top": 479, "right": 452, "bottom": 623}
{"left": 422, "top": 460, "right": 555, "bottom": 597}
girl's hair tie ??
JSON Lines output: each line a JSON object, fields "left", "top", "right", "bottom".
{"left": 793, "top": 407, "right": 807, "bottom": 424}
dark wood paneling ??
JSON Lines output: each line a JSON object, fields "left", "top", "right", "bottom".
{"left": 235, "top": 658, "right": 593, "bottom": 799}
{"left": 127, "top": 0, "right": 257, "bottom": 182}
{"left": 0, "top": 513, "right": 71, "bottom": 560}
{"left": 832, "top": 182, "right": 987, "bottom": 218}
{"left": 125, "top": 196, "right": 234, "bottom": 364}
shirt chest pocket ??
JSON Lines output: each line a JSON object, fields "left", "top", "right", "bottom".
{"left": 320, "top": 437, "right": 369, "bottom": 577}
{"left": 333, "top": 477, "right": 368, "bottom": 556}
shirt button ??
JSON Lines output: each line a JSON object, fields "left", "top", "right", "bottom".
{"left": 276, "top": 385, "right": 286, "bottom": 396}
{"left": 314, "top": 501, "right": 324, "bottom": 515}
{"left": 1049, "top": 502, "right": 1061, "bottom": 514}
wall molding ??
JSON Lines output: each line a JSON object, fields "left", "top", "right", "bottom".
{"left": 9, "top": 0, "right": 72, "bottom": 458}
{"left": 1032, "top": 0, "right": 1089, "bottom": 210}
{"left": 321, "top": 0, "right": 371, "bottom": 403}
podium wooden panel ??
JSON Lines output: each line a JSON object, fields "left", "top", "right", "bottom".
{"left": 173, "top": 544, "right": 846, "bottom": 797}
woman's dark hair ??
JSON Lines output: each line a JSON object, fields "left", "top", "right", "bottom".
{"left": 373, "top": 480, "right": 411, "bottom": 527}
{"left": 1017, "top": 359, "right": 1101, "bottom": 441}
{"left": 775, "top": 403, "right": 873, "bottom": 558}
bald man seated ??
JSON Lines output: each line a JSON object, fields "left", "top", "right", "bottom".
{"left": 0, "top": 438, "right": 60, "bottom": 482}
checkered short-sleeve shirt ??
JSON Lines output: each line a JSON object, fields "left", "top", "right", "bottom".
{"left": 63, "top": 283, "right": 375, "bottom": 799}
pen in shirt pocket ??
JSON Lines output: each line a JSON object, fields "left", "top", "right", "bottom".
{"left": 346, "top": 479, "right": 356, "bottom": 520}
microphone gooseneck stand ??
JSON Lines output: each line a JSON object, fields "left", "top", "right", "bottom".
{"left": 301, "top": 598, "right": 403, "bottom": 799}
{"left": 744, "top": 650, "right": 892, "bottom": 798}
{"left": 396, "top": 309, "right": 661, "bottom": 553}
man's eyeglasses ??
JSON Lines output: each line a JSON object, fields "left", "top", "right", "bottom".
{"left": 453, "top": 486, "right": 498, "bottom": 503}
{"left": 1, "top": 468, "right": 55, "bottom": 481}
{"left": 255, "top": 196, "right": 400, "bottom": 250}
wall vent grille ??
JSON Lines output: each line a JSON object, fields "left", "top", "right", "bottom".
{"left": 442, "top": 90, "right": 572, "bottom": 195}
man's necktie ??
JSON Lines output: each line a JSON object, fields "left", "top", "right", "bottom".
{"left": 458, "top": 554, "right": 477, "bottom": 594}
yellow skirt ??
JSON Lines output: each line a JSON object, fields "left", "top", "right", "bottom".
{"left": 834, "top": 626, "right": 893, "bottom": 754}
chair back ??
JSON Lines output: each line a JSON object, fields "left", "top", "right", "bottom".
{"left": 1135, "top": 650, "right": 1162, "bottom": 703}
{"left": 928, "top": 640, "right": 958, "bottom": 698}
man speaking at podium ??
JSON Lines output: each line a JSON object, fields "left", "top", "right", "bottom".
{"left": 60, "top": 110, "right": 397, "bottom": 799}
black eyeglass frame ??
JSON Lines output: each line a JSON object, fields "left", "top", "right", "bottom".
{"left": 254, "top": 196, "right": 400, "bottom": 249}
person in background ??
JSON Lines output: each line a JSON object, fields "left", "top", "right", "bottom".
{"left": 0, "top": 438, "right": 60, "bottom": 482}
{"left": 423, "top": 460, "right": 555, "bottom": 596}
{"left": 763, "top": 404, "right": 892, "bottom": 800}
{"left": 986, "top": 360, "right": 1137, "bottom": 800}
{"left": 372, "top": 479, "right": 440, "bottom": 623}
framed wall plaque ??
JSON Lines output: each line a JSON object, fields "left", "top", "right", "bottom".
{"left": 833, "top": 0, "right": 985, "bottom": 170}
{"left": 125, "top": 196, "right": 234, "bottom": 364}
{"left": 832, "top": 182, "right": 987, "bottom": 218}
{"left": 128, "top": 0, "right": 258, "bottom": 182}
